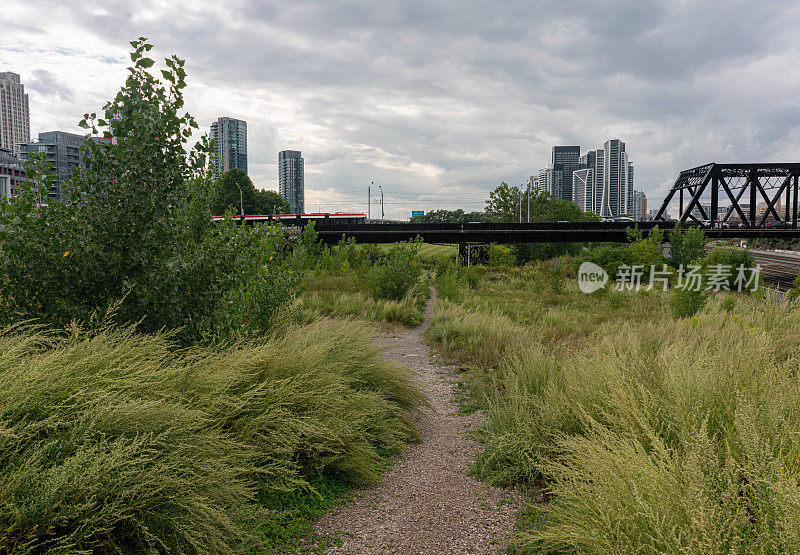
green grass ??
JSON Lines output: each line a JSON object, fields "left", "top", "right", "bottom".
{"left": 374, "top": 242, "right": 457, "bottom": 264}
{"left": 424, "top": 257, "right": 800, "bottom": 553}
{"left": 300, "top": 269, "right": 429, "bottom": 328}
{"left": 0, "top": 320, "right": 427, "bottom": 553}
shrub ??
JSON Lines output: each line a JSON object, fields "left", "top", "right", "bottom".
{"left": 701, "top": 247, "right": 757, "bottom": 291}
{"left": 364, "top": 239, "right": 423, "bottom": 301}
{"left": 463, "top": 266, "right": 481, "bottom": 289}
{"left": 584, "top": 245, "right": 629, "bottom": 277}
{"left": 489, "top": 244, "right": 515, "bottom": 266}
{"left": 669, "top": 286, "right": 707, "bottom": 318}
{"left": 435, "top": 265, "right": 462, "bottom": 302}
{"left": 625, "top": 225, "right": 665, "bottom": 268}
{"left": 668, "top": 223, "right": 707, "bottom": 267}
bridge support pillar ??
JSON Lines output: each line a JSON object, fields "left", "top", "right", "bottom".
{"left": 457, "top": 243, "right": 466, "bottom": 266}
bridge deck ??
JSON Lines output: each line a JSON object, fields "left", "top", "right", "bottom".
{"left": 312, "top": 221, "right": 800, "bottom": 244}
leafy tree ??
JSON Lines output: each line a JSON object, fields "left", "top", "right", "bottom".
{"left": 0, "top": 38, "right": 301, "bottom": 342}
{"left": 210, "top": 168, "right": 289, "bottom": 215}
{"left": 484, "top": 184, "right": 599, "bottom": 264}
{"left": 486, "top": 182, "right": 524, "bottom": 222}
{"left": 253, "top": 189, "right": 290, "bottom": 214}
{"left": 667, "top": 223, "right": 707, "bottom": 267}
{"left": 409, "top": 209, "right": 489, "bottom": 223}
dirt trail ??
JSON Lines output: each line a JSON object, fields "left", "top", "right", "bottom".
{"left": 314, "top": 290, "right": 520, "bottom": 554}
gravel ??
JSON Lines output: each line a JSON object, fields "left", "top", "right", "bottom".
{"left": 313, "top": 290, "right": 520, "bottom": 554}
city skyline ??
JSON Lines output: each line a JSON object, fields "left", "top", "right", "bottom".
{"left": 2, "top": 1, "right": 800, "bottom": 219}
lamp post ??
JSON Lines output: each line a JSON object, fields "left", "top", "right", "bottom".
{"left": 378, "top": 185, "right": 384, "bottom": 221}
{"left": 236, "top": 183, "right": 244, "bottom": 222}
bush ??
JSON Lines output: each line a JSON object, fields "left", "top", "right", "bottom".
{"left": 701, "top": 247, "right": 757, "bottom": 291}
{"left": 668, "top": 223, "right": 707, "bottom": 267}
{"left": 364, "top": 240, "right": 423, "bottom": 301}
{"left": 625, "top": 225, "right": 665, "bottom": 268}
{"left": 584, "top": 244, "right": 629, "bottom": 277}
{"left": 435, "top": 265, "right": 462, "bottom": 302}
{"left": 463, "top": 266, "right": 481, "bottom": 289}
{"left": 0, "top": 321, "right": 426, "bottom": 552}
{"left": 489, "top": 244, "right": 515, "bottom": 266}
{"left": 669, "top": 286, "right": 707, "bottom": 318}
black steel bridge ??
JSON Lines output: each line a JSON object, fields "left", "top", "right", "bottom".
{"left": 231, "top": 163, "right": 800, "bottom": 245}
{"left": 312, "top": 220, "right": 800, "bottom": 245}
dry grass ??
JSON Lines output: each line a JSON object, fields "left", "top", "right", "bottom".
{"left": 425, "top": 260, "right": 800, "bottom": 552}
{"left": 0, "top": 320, "right": 426, "bottom": 553}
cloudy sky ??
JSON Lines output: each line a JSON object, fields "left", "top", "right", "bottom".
{"left": 2, "top": 0, "right": 800, "bottom": 218}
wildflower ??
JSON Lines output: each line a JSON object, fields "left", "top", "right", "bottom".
{"left": 63, "top": 251, "right": 70, "bottom": 257}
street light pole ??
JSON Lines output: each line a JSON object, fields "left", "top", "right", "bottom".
{"left": 368, "top": 182, "right": 372, "bottom": 220}
{"left": 237, "top": 183, "right": 244, "bottom": 222}
{"left": 378, "top": 185, "right": 384, "bottom": 221}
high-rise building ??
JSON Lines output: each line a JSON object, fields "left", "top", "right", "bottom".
{"left": 600, "top": 139, "right": 630, "bottom": 218}
{"left": 210, "top": 117, "right": 247, "bottom": 178}
{"left": 633, "top": 189, "right": 647, "bottom": 221}
{"left": 572, "top": 167, "right": 594, "bottom": 213}
{"left": 0, "top": 72, "right": 30, "bottom": 155}
{"left": 627, "top": 162, "right": 635, "bottom": 215}
{"left": 20, "top": 131, "right": 87, "bottom": 200}
{"left": 0, "top": 147, "right": 25, "bottom": 199}
{"left": 577, "top": 148, "right": 604, "bottom": 214}
{"left": 538, "top": 164, "right": 564, "bottom": 200}
{"left": 279, "top": 150, "right": 304, "bottom": 214}
{"left": 551, "top": 146, "right": 580, "bottom": 202}
{"left": 527, "top": 175, "right": 544, "bottom": 194}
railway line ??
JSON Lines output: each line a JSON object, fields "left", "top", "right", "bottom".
{"left": 749, "top": 249, "right": 800, "bottom": 291}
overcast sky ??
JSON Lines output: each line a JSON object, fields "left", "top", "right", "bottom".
{"left": 3, "top": 0, "right": 800, "bottom": 218}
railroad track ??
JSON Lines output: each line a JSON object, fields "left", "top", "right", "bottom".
{"left": 749, "top": 249, "right": 800, "bottom": 291}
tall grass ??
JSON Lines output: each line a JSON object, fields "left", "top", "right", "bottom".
{"left": 0, "top": 320, "right": 426, "bottom": 552}
{"left": 301, "top": 268, "right": 429, "bottom": 328}
{"left": 425, "top": 261, "right": 800, "bottom": 552}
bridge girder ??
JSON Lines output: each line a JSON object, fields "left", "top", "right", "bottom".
{"left": 654, "top": 163, "right": 800, "bottom": 228}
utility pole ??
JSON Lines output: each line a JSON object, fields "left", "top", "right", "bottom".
{"left": 519, "top": 187, "right": 522, "bottom": 223}
{"left": 368, "top": 182, "right": 371, "bottom": 220}
{"left": 527, "top": 181, "right": 530, "bottom": 223}
{"left": 379, "top": 185, "right": 384, "bottom": 221}
{"left": 236, "top": 183, "right": 244, "bottom": 222}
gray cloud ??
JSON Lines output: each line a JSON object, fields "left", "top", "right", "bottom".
{"left": 5, "top": 0, "right": 800, "bottom": 217}
{"left": 26, "top": 69, "right": 75, "bottom": 102}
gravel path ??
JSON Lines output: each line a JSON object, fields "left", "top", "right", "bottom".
{"left": 314, "top": 289, "right": 520, "bottom": 554}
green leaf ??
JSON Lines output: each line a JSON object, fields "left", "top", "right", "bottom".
{"left": 137, "top": 58, "right": 155, "bottom": 69}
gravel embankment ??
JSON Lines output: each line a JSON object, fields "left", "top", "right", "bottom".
{"left": 314, "top": 290, "right": 520, "bottom": 554}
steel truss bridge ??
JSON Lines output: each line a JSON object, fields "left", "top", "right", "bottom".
{"left": 232, "top": 163, "right": 800, "bottom": 244}
{"left": 312, "top": 220, "right": 800, "bottom": 245}
{"left": 653, "top": 163, "right": 800, "bottom": 227}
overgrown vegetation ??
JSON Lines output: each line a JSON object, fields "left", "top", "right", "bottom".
{"left": 298, "top": 240, "right": 449, "bottom": 328}
{"left": 0, "top": 39, "right": 302, "bottom": 344}
{"left": 424, "top": 250, "right": 797, "bottom": 552}
{"left": 0, "top": 39, "right": 429, "bottom": 552}
{"left": 0, "top": 322, "right": 425, "bottom": 552}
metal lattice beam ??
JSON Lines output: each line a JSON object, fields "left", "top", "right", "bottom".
{"left": 654, "top": 163, "right": 800, "bottom": 228}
